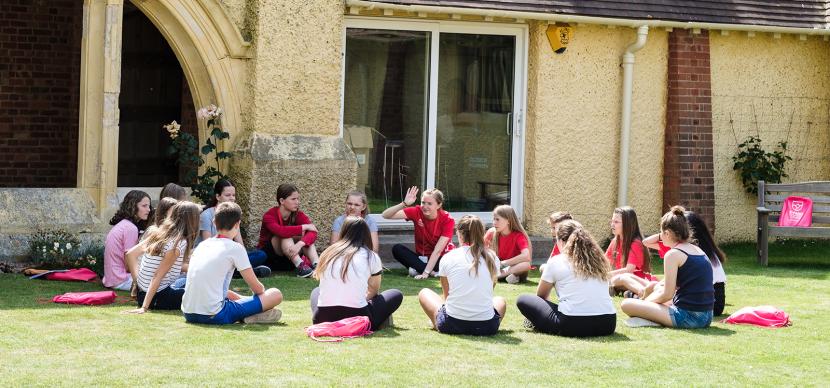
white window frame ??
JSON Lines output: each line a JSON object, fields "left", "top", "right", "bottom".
{"left": 341, "top": 17, "right": 528, "bottom": 227}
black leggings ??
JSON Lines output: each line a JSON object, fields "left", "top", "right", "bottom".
{"left": 714, "top": 282, "right": 726, "bottom": 316}
{"left": 392, "top": 244, "right": 440, "bottom": 273}
{"left": 310, "top": 287, "right": 403, "bottom": 331}
{"left": 137, "top": 286, "right": 184, "bottom": 310}
{"left": 516, "top": 294, "right": 616, "bottom": 337}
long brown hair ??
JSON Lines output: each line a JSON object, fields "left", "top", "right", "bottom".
{"left": 314, "top": 216, "right": 374, "bottom": 282}
{"left": 456, "top": 215, "right": 498, "bottom": 282}
{"left": 612, "top": 206, "right": 650, "bottom": 272}
{"left": 142, "top": 201, "right": 200, "bottom": 262}
{"left": 153, "top": 197, "right": 179, "bottom": 228}
{"left": 558, "top": 220, "right": 610, "bottom": 281}
{"left": 661, "top": 205, "right": 692, "bottom": 242}
{"left": 491, "top": 205, "right": 532, "bottom": 257}
{"left": 160, "top": 182, "right": 188, "bottom": 201}
{"left": 276, "top": 183, "right": 299, "bottom": 225}
{"left": 110, "top": 190, "right": 150, "bottom": 228}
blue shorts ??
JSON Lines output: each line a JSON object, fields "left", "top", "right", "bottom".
{"left": 435, "top": 305, "right": 500, "bottom": 336}
{"left": 669, "top": 305, "right": 713, "bottom": 329}
{"left": 184, "top": 294, "right": 263, "bottom": 325}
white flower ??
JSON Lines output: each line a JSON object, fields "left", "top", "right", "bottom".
{"left": 60, "top": 248, "right": 64, "bottom": 254}
{"left": 42, "top": 247, "right": 46, "bottom": 253}
{"left": 163, "top": 121, "right": 181, "bottom": 139}
{"left": 53, "top": 242, "right": 59, "bottom": 249}
{"left": 197, "top": 104, "right": 222, "bottom": 120}
{"left": 66, "top": 243, "right": 72, "bottom": 250}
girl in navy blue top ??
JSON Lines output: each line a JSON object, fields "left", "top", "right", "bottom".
{"left": 620, "top": 206, "right": 714, "bottom": 329}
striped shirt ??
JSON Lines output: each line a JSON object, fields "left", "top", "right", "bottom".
{"left": 137, "top": 239, "right": 186, "bottom": 292}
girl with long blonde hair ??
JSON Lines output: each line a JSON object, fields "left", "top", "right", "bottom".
{"left": 485, "top": 205, "right": 532, "bottom": 284}
{"left": 310, "top": 216, "right": 403, "bottom": 330}
{"left": 125, "top": 201, "right": 200, "bottom": 313}
{"left": 516, "top": 220, "right": 616, "bottom": 337}
{"left": 418, "top": 215, "right": 506, "bottom": 336}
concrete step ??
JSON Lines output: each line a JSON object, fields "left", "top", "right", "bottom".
{"left": 378, "top": 231, "right": 553, "bottom": 268}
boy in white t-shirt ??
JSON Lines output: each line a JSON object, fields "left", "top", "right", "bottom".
{"left": 182, "top": 202, "right": 283, "bottom": 324}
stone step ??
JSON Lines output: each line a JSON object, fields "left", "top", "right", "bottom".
{"left": 378, "top": 232, "right": 553, "bottom": 269}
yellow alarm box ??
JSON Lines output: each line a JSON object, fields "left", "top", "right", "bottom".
{"left": 546, "top": 24, "right": 573, "bottom": 54}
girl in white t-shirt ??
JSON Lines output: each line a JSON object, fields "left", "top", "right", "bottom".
{"left": 516, "top": 219, "right": 617, "bottom": 337}
{"left": 310, "top": 216, "right": 403, "bottom": 330}
{"left": 124, "top": 201, "right": 200, "bottom": 313}
{"left": 418, "top": 215, "right": 506, "bottom": 336}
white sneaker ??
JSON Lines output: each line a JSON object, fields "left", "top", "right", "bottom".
{"left": 244, "top": 308, "right": 282, "bottom": 324}
{"left": 408, "top": 267, "right": 419, "bottom": 277}
{"left": 506, "top": 274, "right": 520, "bottom": 284}
{"left": 625, "top": 317, "right": 661, "bottom": 328}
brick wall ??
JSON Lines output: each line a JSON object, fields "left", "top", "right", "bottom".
{"left": 664, "top": 29, "right": 716, "bottom": 230}
{"left": 0, "top": 0, "right": 82, "bottom": 187}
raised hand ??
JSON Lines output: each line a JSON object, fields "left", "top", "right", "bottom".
{"left": 403, "top": 186, "right": 419, "bottom": 206}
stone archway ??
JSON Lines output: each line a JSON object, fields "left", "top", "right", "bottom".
{"left": 77, "top": 0, "right": 250, "bottom": 216}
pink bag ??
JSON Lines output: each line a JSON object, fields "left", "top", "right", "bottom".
{"left": 778, "top": 196, "right": 813, "bottom": 227}
{"left": 52, "top": 290, "right": 117, "bottom": 305}
{"left": 45, "top": 268, "right": 98, "bottom": 282}
{"left": 305, "top": 316, "right": 373, "bottom": 342}
{"left": 723, "top": 305, "right": 791, "bottom": 328}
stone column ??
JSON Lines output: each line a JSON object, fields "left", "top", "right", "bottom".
{"left": 77, "top": 0, "right": 123, "bottom": 217}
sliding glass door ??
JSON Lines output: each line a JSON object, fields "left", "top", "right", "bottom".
{"left": 342, "top": 19, "right": 526, "bottom": 220}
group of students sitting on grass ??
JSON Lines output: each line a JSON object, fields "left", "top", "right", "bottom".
{"left": 101, "top": 181, "right": 726, "bottom": 335}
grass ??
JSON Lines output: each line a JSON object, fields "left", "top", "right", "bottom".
{"left": 1, "top": 240, "right": 829, "bottom": 386}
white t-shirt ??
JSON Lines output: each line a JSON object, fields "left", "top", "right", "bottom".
{"left": 317, "top": 248, "right": 383, "bottom": 309}
{"left": 136, "top": 239, "right": 187, "bottom": 292}
{"left": 181, "top": 237, "right": 251, "bottom": 315}
{"left": 540, "top": 254, "right": 616, "bottom": 316}
{"left": 438, "top": 246, "right": 498, "bottom": 321}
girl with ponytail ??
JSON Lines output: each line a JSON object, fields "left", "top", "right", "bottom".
{"left": 418, "top": 215, "right": 506, "bottom": 336}
{"left": 621, "top": 206, "right": 714, "bottom": 328}
{"left": 516, "top": 220, "right": 616, "bottom": 337}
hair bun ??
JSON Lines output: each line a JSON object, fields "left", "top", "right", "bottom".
{"left": 671, "top": 205, "right": 686, "bottom": 216}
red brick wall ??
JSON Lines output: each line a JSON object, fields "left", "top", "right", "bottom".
{"left": 664, "top": 29, "right": 716, "bottom": 230}
{"left": 0, "top": 0, "right": 82, "bottom": 187}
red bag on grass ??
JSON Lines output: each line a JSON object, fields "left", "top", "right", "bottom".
{"left": 44, "top": 268, "right": 98, "bottom": 282}
{"left": 723, "top": 305, "right": 791, "bottom": 328}
{"left": 52, "top": 290, "right": 117, "bottom": 305}
{"left": 305, "top": 316, "right": 373, "bottom": 342}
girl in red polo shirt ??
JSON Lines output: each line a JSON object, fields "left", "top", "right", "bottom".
{"left": 256, "top": 184, "right": 320, "bottom": 278}
{"left": 606, "top": 206, "right": 657, "bottom": 296}
{"left": 381, "top": 186, "right": 455, "bottom": 280}
{"left": 484, "top": 205, "right": 532, "bottom": 284}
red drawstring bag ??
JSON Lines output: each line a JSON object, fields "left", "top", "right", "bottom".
{"left": 305, "top": 316, "right": 373, "bottom": 342}
{"left": 52, "top": 290, "right": 117, "bottom": 305}
{"left": 44, "top": 268, "right": 98, "bottom": 282}
{"left": 723, "top": 305, "right": 792, "bottom": 328}
{"left": 778, "top": 196, "right": 813, "bottom": 227}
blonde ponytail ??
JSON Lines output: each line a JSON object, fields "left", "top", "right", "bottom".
{"left": 557, "top": 220, "right": 610, "bottom": 281}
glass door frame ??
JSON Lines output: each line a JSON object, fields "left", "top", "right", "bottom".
{"left": 341, "top": 17, "right": 528, "bottom": 226}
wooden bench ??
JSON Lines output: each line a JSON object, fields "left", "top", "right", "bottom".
{"left": 756, "top": 180, "right": 830, "bottom": 266}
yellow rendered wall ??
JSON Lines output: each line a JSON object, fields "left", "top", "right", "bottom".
{"left": 710, "top": 33, "right": 830, "bottom": 241}
{"left": 244, "top": 0, "right": 343, "bottom": 135}
{"left": 525, "top": 23, "right": 667, "bottom": 238}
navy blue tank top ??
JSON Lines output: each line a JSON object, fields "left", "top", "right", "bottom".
{"left": 672, "top": 248, "right": 715, "bottom": 311}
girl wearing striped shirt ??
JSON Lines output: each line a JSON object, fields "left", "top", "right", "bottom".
{"left": 125, "top": 201, "right": 200, "bottom": 313}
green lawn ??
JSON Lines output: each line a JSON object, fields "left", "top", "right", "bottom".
{"left": 1, "top": 241, "right": 829, "bottom": 386}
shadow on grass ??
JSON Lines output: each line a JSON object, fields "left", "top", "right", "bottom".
{"left": 185, "top": 321, "right": 288, "bottom": 331}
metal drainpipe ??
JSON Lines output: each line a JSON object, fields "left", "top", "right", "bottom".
{"left": 617, "top": 25, "right": 649, "bottom": 207}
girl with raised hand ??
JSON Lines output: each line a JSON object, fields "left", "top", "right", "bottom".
{"left": 418, "top": 215, "right": 506, "bottom": 336}
{"left": 256, "top": 183, "right": 320, "bottom": 278}
{"left": 484, "top": 205, "right": 532, "bottom": 284}
{"left": 643, "top": 210, "right": 727, "bottom": 315}
{"left": 382, "top": 187, "right": 455, "bottom": 280}
{"left": 126, "top": 201, "right": 201, "bottom": 313}
{"left": 621, "top": 206, "right": 714, "bottom": 328}
{"left": 198, "top": 179, "right": 270, "bottom": 277}
{"left": 331, "top": 191, "right": 379, "bottom": 252}
{"left": 311, "top": 216, "right": 403, "bottom": 330}
{"left": 103, "top": 190, "right": 151, "bottom": 291}
{"left": 516, "top": 220, "right": 616, "bottom": 337}
{"left": 606, "top": 206, "right": 657, "bottom": 296}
